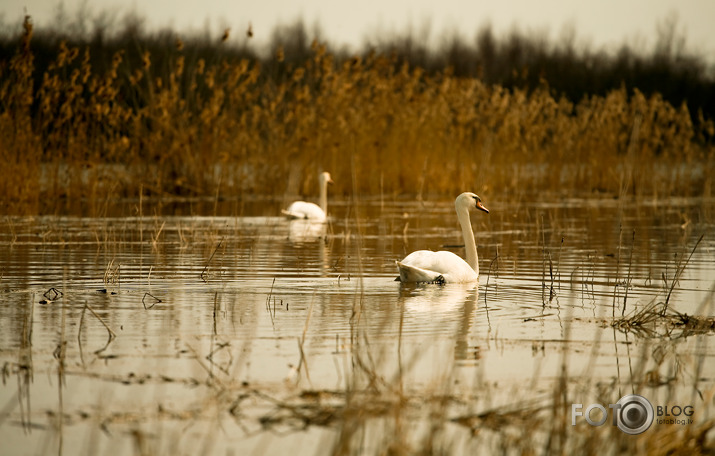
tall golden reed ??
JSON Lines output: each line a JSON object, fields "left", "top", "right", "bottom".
{"left": 1, "top": 19, "right": 713, "bottom": 214}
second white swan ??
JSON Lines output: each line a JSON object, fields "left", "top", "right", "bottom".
{"left": 396, "top": 192, "right": 489, "bottom": 284}
{"left": 282, "top": 172, "right": 334, "bottom": 221}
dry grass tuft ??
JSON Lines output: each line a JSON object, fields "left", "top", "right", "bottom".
{"left": 613, "top": 300, "right": 715, "bottom": 339}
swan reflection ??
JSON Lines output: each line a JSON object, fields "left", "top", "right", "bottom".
{"left": 397, "top": 282, "right": 479, "bottom": 361}
{"left": 288, "top": 219, "right": 327, "bottom": 243}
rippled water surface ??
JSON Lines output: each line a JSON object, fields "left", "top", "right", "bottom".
{"left": 1, "top": 196, "right": 714, "bottom": 454}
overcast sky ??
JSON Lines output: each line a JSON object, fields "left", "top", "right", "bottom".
{"left": 2, "top": 0, "right": 713, "bottom": 58}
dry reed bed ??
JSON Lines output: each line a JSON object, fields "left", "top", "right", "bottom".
{"left": 1, "top": 16, "right": 714, "bottom": 215}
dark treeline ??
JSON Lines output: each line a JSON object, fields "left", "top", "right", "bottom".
{"left": 382, "top": 21, "right": 715, "bottom": 124}
{"left": 1, "top": 11, "right": 714, "bottom": 122}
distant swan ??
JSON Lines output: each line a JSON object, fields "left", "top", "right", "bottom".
{"left": 396, "top": 192, "right": 489, "bottom": 284}
{"left": 282, "top": 172, "right": 334, "bottom": 221}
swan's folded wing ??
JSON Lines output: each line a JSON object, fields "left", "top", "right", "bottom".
{"left": 282, "top": 201, "right": 326, "bottom": 221}
{"left": 396, "top": 261, "right": 443, "bottom": 283}
{"left": 281, "top": 209, "right": 307, "bottom": 219}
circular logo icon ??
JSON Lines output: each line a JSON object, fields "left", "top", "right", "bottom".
{"left": 615, "top": 394, "right": 654, "bottom": 434}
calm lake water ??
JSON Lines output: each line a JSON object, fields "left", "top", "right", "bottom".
{"left": 1, "top": 195, "right": 714, "bottom": 454}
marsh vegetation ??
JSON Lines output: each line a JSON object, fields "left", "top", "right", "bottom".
{"left": 0, "top": 14, "right": 713, "bottom": 214}
{"left": 0, "top": 11, "right": 714, "bottom": 456}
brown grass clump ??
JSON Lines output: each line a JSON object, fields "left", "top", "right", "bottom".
{"left": 1, "top": 16, "right": 713, "bottom": 214}
{"left": 612, "top": 298, "right": 715, "bottom": 340}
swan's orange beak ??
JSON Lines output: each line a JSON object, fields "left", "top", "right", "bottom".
{"left": 476, "top": 200, "right": 489, "bottom": 213}
{"left": 327, "top": 177, "right": 334, "bottom": 185}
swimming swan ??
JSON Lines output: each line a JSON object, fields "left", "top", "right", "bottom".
{"left": 396, "top": 192, "right": 489, "bottom": 283}
{"left": 282, "top": 172, "right": 334, "bottom": 221}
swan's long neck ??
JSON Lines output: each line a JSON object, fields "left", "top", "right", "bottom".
{"left": 319, "top": 176, "right": 328, "bottom": 214}
{"left": 457, "top": 206, "right": 479, "bottom": 275}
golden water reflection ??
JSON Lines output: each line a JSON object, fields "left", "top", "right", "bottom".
{"left": 0, "top": 196, "right": 714, "bottom": 454}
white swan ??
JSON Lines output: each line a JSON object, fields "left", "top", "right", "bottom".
{"left": 396, "top": 192, "right": 489, "bottom": 284}
{"left": 282, "top": 172, "right": 334, "bottom": 221}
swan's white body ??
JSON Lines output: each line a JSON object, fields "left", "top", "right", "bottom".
{"left": 282, "top": 172, "right": 333, "bottom": 221}
{"left": 396, "top": 192, "right": 489, "bottom": 284}
{"left": 283, "top": 201, "right": 327, "bottom": 221}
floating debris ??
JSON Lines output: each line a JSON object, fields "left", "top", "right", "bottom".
{"left": 39, "top": 287, "right": 63, "bottom": 304}
{"left": 142, "top": 292, "right": 162, "bottom": 310}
